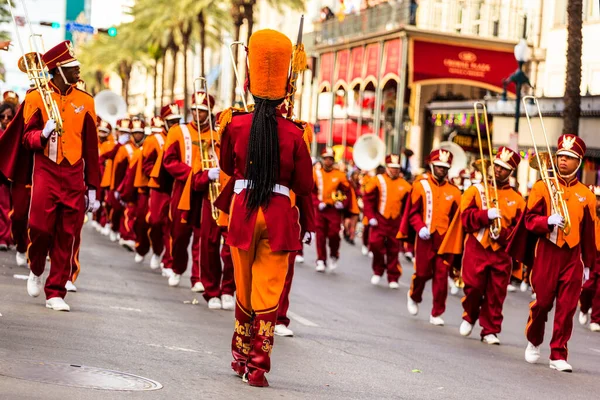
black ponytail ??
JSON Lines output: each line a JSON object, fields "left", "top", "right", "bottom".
{"left": 244, "top": 96, "right": 282, "bottom": 213}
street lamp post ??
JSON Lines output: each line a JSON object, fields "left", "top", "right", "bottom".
{"left": 501, "top": 39, "right": 533, "bottom": 135}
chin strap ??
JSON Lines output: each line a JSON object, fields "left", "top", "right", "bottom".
{"left": 57, "top": 66, "right": 72, "bottom": 85}
{"left": 557, "top": 159, "right": 582, "bottom": 179}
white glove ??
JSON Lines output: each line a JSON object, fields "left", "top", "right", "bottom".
{"left": 584, "top": 267, "right": 590, "bottom": 282}
{"left": 303, "top": 232, "right": 315, "bottom": 244}
{"left": 85, "top": 190, "right": 100, "bottom": 213}
{"left": 118, "top": 133, "right": 130, "bottom": 145}
{"left": 369, "top": 218, "right": 378, "bottom": 226}
{"left": 418, "top": 227, "right": 431, "bottom": 240}
{"left": 42, "top": 119, "right": 56, "bottom": 138}
{"left": 334, "top": 201, "right": 344, "bottom": 210}
{"left": 318, "top": 202, "right": 327, "bottom": 211}
{"left": 548, "top": 213, "right": 565, "bottom": 228}
{"left": 114, "top": 191, "right": 120, "bottom": 200}
{"left": 487, "top": 208, "right": 501, "bottom": 221}
{"left": 490, "top": 230, "right": 500, "bottom": 241}
{"left": 207, "top": 167, "right": 220, "bottom": 181}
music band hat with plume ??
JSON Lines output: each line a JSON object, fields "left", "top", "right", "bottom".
{"left": 494, "top": 146, "right": 521, "bottom": 170}
{"left": 97, "top": 118, "right": 112, "bottom": 137}
{"left": 131, "top": 118, "right": 146, "bottom": 134}
{"left": 429, "top": 149, "right": 453, "bottom": 169}
{"left": 556, "top": 134, "right": 586, "bottom": 160}
{"left": 248, "top": 29, "right": 293, "bottom": 101}
{"left": 116, "top": 118, "right": 132, "bottom": 133}
{"left": 191, "top": 91, "right": 215, "bottom": 111}
{"left": 160, "top": 103, "right": 182, "bottom": 120}
{"left": 42, "top": 41, "right": 80, "bottom": 85}
{"left": 386, "top": 154, "right": 401, "bottom": 169}
{"left": 321, "top": 147, "right": 335, "bottom": 159}
{"left": 589, "top": 185, "right": 600, "bottom": 197}
{"left": 151, "top": 116, "right": 166, "bottom": 133}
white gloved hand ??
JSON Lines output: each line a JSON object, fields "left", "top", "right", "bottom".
{"left": 334, "top": 201, "right": 344, "bottom": 210}
{"left": 85, "top": 190, "right": 100, "bottom": 213}
{"left": 114, "top": 191, "right": 120, "bottom": 200}
{"left": 118, "top": 133, "right": 130, "bottom": 145}
{"left": 207, "top": 167, "right": 220, "bottom": 181}
{"left": 584, "top": 267, "right": 590, "bottom": 282}
{"left": 318, "top": 202, "right": 327, "bottom": 211}
{"left": 42, "top": 119, "right": 56, "bottom": 138}
{"left": 487, "top": 208, "right": 501, "bottom": 221}
{"left": 418, "top": 227, "right": 431, "bottom": 240}
{"left": 490, "top": 230, "right": 500, "bottom": 241}
{"left": 303, "top": 232, "right": 315, "bottom": 244}
{"left": 548, "top": 213, "right": 565, "bottom": 228}
{"left": 369, "top": 218, "right": 378, "bottom": 226}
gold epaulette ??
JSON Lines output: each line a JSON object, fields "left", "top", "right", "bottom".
{"left": 291, "top": 119, "right": 313, "bottom": 153}
{"left": 217, "top": 104, "right": 255, "bottom": 136}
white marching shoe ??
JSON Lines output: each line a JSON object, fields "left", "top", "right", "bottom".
{"left": 274, "top": 324, "right": 294, "bottom": 337}
{"left": 168, "top": 273, "right": 181, "bottom": 287}
{"left": 429, "top": 315, "right": 444, "bottom": 326}
{"left": 134, "top": 253, "right": 144, "bottom": 263}
{"left": 101, "top": 225, "right": 111, "bottom": 236}
{"left": 525, "top": 342, "right": 540, "bottom": 364}
{"left": 449, "top": 277, "right": 460, "bottom": 296}
{"left": 590, "top": 322, "right": 600, "bottom": 332}
{"left": 507, "top": 284, "right": 517, "bottom": 293}
{"left": 16, "top": 252, "right": 28, "bottom": 267}
{"left": 120, "top": 239, "right": 136, "bottom": 252}
{"left": 65, "top": 280, "right": 77, "bottom": 292}
{"left": 368, "top": 251, "right": 373, "bottom": 259}
{"left": 150, "top": 253, "right": 162, "bottom": 270}
{"left": 315, "top": 260, "right": 326, "bottom": 273}
{"left": 295, "top": 255, "right": 305, "bottom": 264}
{"left": 328, "top": 257, "right": 338, "bottom": 271}
{"left": 482, "top": 334, "right": 500, "bottom": 345}
{"left": 389, "top": 281, "right": 400, "bottom": 290}
{"left": 27, "top": 272, "right": 42, "bottom": 297}
{"left": 520, "top": 281, "right": 529, "bottom": 292}
{"left": 549, "top": 359, "right": 572, "bottom": 372}
{"left": 361, "top": 245, "right": 369, "bottom": 256}
{"left": 191, "top": 282, "right": 205, "bottom": 293}
{"left": 406, "top": 291, "right": 418, "bottom": 316}
{"left": 109, "top": 231, "right": 119, "bottom": 242}
{"left": 45, "top": 297, "right": 70, "bottom": 312}
{"left": 161, "top": 266, "right": 174, "bottom": 278}
{"left": 459, "top": 320, "right": 473, "bottom": 337}
{"left": 404, "top": 252, "right": 414, "bottom": 262}
{"left": 208, "top": 297, "right": 222, "bottom": 310}
{"left": 221, "top": 294, "right": 235, "bottom": 311}
{"left": 370, "top": 275, "right": 381, "bottom": 285}
{"left": 578, "top": 310, "right": 590, "bottom": 326}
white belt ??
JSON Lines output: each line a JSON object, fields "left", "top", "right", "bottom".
{"left": 234, "top": 180, "right": 290, "bottom": 197}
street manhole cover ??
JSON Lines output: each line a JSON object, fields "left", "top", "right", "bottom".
{"left": 0, "top": 359, "right": 162, "bottom": 391}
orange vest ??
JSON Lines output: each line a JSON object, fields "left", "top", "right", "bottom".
{"left": 314, "top": 167, "right": 349, "bottom": 206}
{"left": 365, "top": 174, "right": 411, "bottom": 219}
{"left": 99, "top": 139, "right": 117, "bottom": 188}
{"left": 110, "top": 141, "right": 136, "bottom": 190}
{"left": 411, "top": 176, "right": 461, "bottom": 236}
{"left": 23, "top": 83, "right": 95, "bottom": 165}
{"left": 461, "top": 183, "right": 525, "bottom": 251}
{"left": 595, "top": 217, "right": 600, "bottom": 251}
{"left": 527, "top": 179, "right": 596, "bottom": 248}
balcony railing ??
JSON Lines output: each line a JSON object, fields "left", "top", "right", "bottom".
{"left": 307, "top": 0, "right": 527, "bottom": 50}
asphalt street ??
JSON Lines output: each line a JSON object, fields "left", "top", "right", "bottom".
{"left": 1, "top": 223, "right": 600, "bottom": 400}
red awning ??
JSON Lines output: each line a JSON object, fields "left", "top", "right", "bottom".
{"left": 362, "top": 43, "right": 381, "bottom": 90}
{"left": 409, "top": 38, "right": 517, "bottom": 94}
{"left": 316, "top": 119, "right": 383, "bottom": 145}
{"left": 319, "top": 52, "right": 334, "bottom": 92}
{"left": 381, "top": 39, "right": 402, "bottom": 86}
{"left": 334, "top": 49, "right": 350, "bottom": 91}
{"left": 349, "top": 46, "right": 364, "bottom": 89}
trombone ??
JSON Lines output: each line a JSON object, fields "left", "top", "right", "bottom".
{"left": 473, "top": 102, "right": 501, "bottom": 237}
{"left": 193, "top": 77, "right": 221, "bottom": 221}
{"left": 228, "top": 42, "right": 248, "bottom": 112}
{"left": 6, "top": 0, "right": 63, "bottom": 135}
{"left": 522, "top": 95, "right": 571, "bottom": 235}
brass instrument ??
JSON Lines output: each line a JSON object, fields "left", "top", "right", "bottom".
{"left": 229, "top": 42, "right": 249, "bottom": 112}
{"left": 473, "top": 102, "right": 501, "bottom": 237}
{"left": 6, "top": 0, "right": 63, "bottom": 135}
{"left": 523, "top": 95, "right": 571, "bottom": 235}
{"left": 332, "top": 190, "right": 347, "bottom": 202}
{"left": 453, "top": 268, "right": 465, "bottom": 289}
{"left": 193, "top": 77, "right": 221, "bottom": 221}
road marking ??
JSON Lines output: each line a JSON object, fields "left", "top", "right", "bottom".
{"left": 146, "top": 344, "right": 200, "bottom": 353}
{"left": 109, "top": 306, "right": 142, "bottom": 312}
{"left": 590, "top": 348, "right": 600, "bottom": 355}
{"left": 288, "top": 311, "right": 319, "bottom": 327}
{"left": 13, "top": 274, "right": 29, "bottom": 280}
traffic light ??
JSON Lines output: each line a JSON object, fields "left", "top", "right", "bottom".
{"left": 97, "top": 27, "right": 117, "bottom": 37}
{"left": 40, "top": 21, "right": 61, "bottom": 29}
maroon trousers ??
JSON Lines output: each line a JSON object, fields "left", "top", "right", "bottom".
{"left": 134, "top": 192, "right": 150, "bottom": 256}
{"left": 0, "top": 182, "right": 12, "bottom": 246}
{"left": 363, "top": 224, "right": 370, "bottom": 248}
{"left": 169, "top": 183, "right": 199, "bottom": 275}
{"left": 316, "top": 207, "right": 342, "bottom": 261}
{"left": 277, "top": 252, "right": 296, "bottom": 327}
{"left": 527, "top": 238, "right": 583, "bottom": 361}
{"left": 580, "top": 271, "right": 600, "bottom": 324}
{"left": 410, "top": 234, "right": 448, "bottom": 317}
{"left": 120, "top": 202, "right": 136, "bottom": 242}
{"left": 10, "top": 183, "right": 31, "bottom": 253}
{"left": 461, "top": 236, "right": 512, "bottom": 337}
{"left": 28, "top": 155, "right": 86, "bottom": 300}
{"left": 148, "top": 189, "right": 171, "bottom": 261}
{"left": 109, "top": 191, "right": 123, "bottom": 234}
{"left": 369, "top": 220, "right": 401, "bottom": 282}
{"left": 93, "top": 187, "right": 108, "bottom": 227}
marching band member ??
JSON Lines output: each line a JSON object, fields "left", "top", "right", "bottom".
{"left": 579, "top": 185, "right": 600, "bottom": 333}
{"left": 400, "top": 149, "right": 460, "bottom": 325}
{"left": 106, "top": 118, "right": 132, "bottom": 242}
{"left": 441, "top": 147, "right": 525, "bottom": 344}
{"left": 0, "top": 101, "right": 16, "bottom": 251}
{"left": 160, "top": 93, "right": 208, "bottom": 288}
{"left": 0, "top": 41, "right": 99, "bottom": 311}
{"left": 363, "top": 154, "right": 411, "bottom": 288}
{"left": 92, "top": 118, "right": 113, "bottom": 233}
{"left": 313, "top": 147, "right": 352, "bottom": 272}
{"left": 508, "top": 134, "right": 596, "bottom": 372}
{"left": 218, "top": 29, "right": 313, "bottom": 387}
